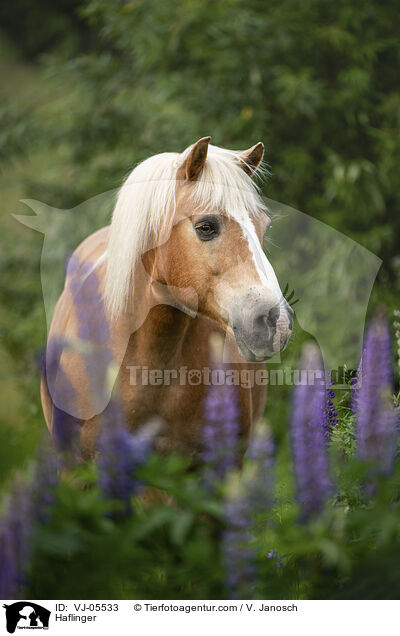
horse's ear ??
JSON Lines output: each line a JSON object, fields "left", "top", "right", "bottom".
{"left": 238, "top": 142, "right": 264, "bottom": 176}
{"left": 181, "top": 136, "right": 211, "bottom": 181}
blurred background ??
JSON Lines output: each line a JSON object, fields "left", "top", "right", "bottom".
{"left": 1, "top": 0, "right": 399, "bottom": 492}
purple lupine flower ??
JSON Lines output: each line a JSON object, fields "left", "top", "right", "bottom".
{"left": 97, "top": 408, "right": 160, "bottom": 515}
{"left": 393, "top": 310, "right": 400, "bottom": 377}
{"left": 31, "top": 441, "right": 60, "bottom": 524}
{"left": 356, "top": 315, "right": 399, "bottom": 474}
{"left": 44, "top": 255, "right": 116, "bottom": 456}
{"left": 44, "top": 338, "right": 80, "bottom": 455}
{"left": 68, "top": 256, "right": 113, "bottom": 414}
{"left": 323, "top": 373, "right": 338, "bottom": 441}
{"left": 267, "top": 549, "right": 284, "bottom": 569}
{"left": 0, "top": 480, "right": 33, "bottom": 599}
{"left": 290, "top": 343, "right": 333, "bottom": 522}
{"left": 350, "top": 368, "right": 360, "bottom": 415}
{"left": 69, "top": 255, "right": 160, "bottom": 512}
{"left": 246, "top": 425, "right": 275, "bottom": 512}
{"left": 202, "top": 374, "right": 240, "bottom": 488}
{"left": 247, "top": 425, "right": 275, "bottom": 467}
{"left": 7, "top": 482, "right": 32, "bottom": 583}
{"left": 221, "top": 425, "right": 275, "bottom": 598}
{"left": 0, "top": 441, "right": 60, "bottom": 600}
{"left": 0, "top": 519, "right": 19, "bottom": 599}
{"left": 222, "top": 495, "right": 255, "bottom": 599}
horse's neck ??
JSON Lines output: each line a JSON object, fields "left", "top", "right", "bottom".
{"left": 113, "top": 269, "right": 193, "bottom": 368}
{"left": 134, "top": 303, "right": 192, "bottom": 364}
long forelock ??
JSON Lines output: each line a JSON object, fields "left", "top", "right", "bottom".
{"left": 104, "top": 143, "right": 267, "bottom": 319}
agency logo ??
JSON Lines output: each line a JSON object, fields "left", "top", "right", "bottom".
{"left": 2, "top": 603, "right": 50, "bottom": 634}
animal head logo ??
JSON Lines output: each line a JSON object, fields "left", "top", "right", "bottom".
{"left": 3, "top": 602, "right": 50, "bottom": 634}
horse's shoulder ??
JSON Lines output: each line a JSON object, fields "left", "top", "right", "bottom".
{"left": 73, "top": 225, "right": 110, "bottom": 264}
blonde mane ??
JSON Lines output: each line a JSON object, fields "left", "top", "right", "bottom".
{"left": 104, "top": 142, "right": 267, "bottom": 319}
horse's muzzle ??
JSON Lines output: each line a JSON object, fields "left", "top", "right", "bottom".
{"left": 230, "top": 288, "right": 293, "bottom": 362}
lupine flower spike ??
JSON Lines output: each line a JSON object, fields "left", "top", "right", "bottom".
{"left": 202, "top": 334, "right": 241, "bottom": 489}
{"left": 246, "top": 424, "right": 275, "bottom": 512}
{"left": 68, "top": 256, "right": 114, "bottom": 414}
{"left": 97, "top": 408, "right": 160, "bottom": 515}
{"left": 222, "top": 490, "right": 255, "bottom": 599}
{"left": 355, "top": 315, "right": 399, "bottom": 475}
{"left": 202, "top": 380, "right": 240, "bottom": 484}
{"left": 323, "top": 373, "right": 338, "bottom": 440}
{"left": 0, "top": 480, "right": 33, "bottom": 599}
{"left": 267, "top": 549, "right": 284, "bottom": 570}
{"left": 0, "top": 518, "right": 19, "bottom": 599}
{"left": 43, "top": 338, "right": 80, "bottom": 457}
{"left": 393, "top": 310, "right": 400, "bottom": 379}
{"left": 31, "top": 441, "right": 60, "bottom": 524}
{"left": 290, "top": 343, "right": 333, "bottom": 522}
{"left": 222, "top": 424, "right": 276, "bottom": 598}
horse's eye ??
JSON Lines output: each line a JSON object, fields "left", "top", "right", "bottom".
{"left": 195, "top": 217, "right": 219, "bottom": 241}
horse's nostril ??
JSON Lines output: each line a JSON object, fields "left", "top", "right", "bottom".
{"left": 255, "top": 314, "right": 269, "bottom": 330}
{"left": 254, "top": 305, "right": 280, "bottom": 333}
{"left": 267, "top": 305, "right": 280, "bottom": 328}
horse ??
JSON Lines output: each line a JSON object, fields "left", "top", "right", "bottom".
{"left": 41, "top": 136, "right": 293, "bottom": 461}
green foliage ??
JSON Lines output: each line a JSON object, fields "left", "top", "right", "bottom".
{"left": 1, "top": 0, "right": 400, "bottom": 600}
{"left": 27, "top": 456, "right": 226, "bottom": 599}
{"left": 2, "top": 0, "right": 400, "bottom": 266}
{"left": 21, "top": 419, "right": 400, "bottom": 600}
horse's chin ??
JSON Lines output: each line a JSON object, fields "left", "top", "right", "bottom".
{"left": 234, "top": 335, "right": 273, "bottom": 363}
{"left": 232, "top": 323, "right": 292, "bottom": 363}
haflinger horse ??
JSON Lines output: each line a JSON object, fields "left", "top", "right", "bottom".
{"left": 41, "top": 137, "right": 293, "bottom": 461}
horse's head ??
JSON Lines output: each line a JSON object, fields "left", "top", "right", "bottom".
{"left": 152, "top": 137, "right": 293, "bottom": 361}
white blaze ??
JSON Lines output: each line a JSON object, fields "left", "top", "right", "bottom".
{"left": 240, "top": 219, "right": 283, "bottom": 300}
